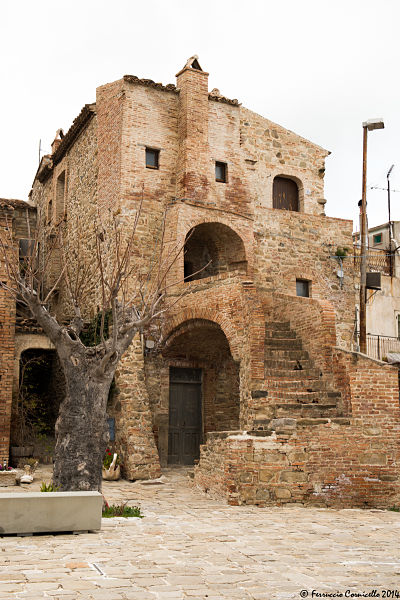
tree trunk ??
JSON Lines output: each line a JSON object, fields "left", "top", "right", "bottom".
{"left": 52, "top": 358, "right": 113, "bottom": 491}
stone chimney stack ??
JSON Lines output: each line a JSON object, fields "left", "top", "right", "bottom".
{"left": 176, "top": 56, "right": 209, "bottom": 200}
{"left": 51, "top": 129, "right": 64, "bottom": 155}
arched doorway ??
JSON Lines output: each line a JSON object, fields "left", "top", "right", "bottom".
{"left": 145, "top": 319, "right": 240, "bottom": 466}
{"left": 10, "top": 349, "right": 65, "bottom": 464}
{"left": 184, "top": 222, "right": 247, "bottom": 281}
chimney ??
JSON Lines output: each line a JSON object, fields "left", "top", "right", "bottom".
{"left": 51, "top": 128, "right": 64, "bottom": 154}
{"left": 176, "top": 56, "right": 209, "bottom": 200}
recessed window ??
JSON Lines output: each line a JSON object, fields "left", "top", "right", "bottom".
{"left": 145, "top": 147, "right": 159, "bottom": 169}
{"left": 373, "top": 233, "right": 382, "bottom": 245}
{"left": 273, "top": 176, "right": 299, "bottom": 212}
{"left": 296, "top": 279, "right": 310, "bottom": 298}
{"left": 215, "top": 161, "right": 227, "bottom": 183}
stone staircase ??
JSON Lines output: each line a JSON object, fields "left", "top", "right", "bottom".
{"left": 253, "top": 321, "right": 350, "bottom": 431}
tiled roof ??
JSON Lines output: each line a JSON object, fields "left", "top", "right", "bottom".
{"left": 123, "top": 75, "right": 178, "bottom": 93}
{"left": 123, "top": 74, "right": 240, "bottom": 105}
{"left": 37, "top": 103, "right": 96, "bottom": 183}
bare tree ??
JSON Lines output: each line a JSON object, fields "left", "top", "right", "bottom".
{"left": 0, "top": 199, "right": 196, "bottom": 491}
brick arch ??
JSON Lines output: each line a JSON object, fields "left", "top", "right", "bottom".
{"left": 183, "top": 221, "right": 248, "bottom": 281}
{"left": 184, "top": 216, "right": 248, "bottom": 251}
{"left": 13, "top": 333, "right": 54, "bottom": 395}
{"left": 162, "top": 309, "right": 244, "bottom": 362}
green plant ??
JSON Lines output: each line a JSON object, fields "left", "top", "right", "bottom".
{"left": 335, "top": 246, "right": 350, "bottom": 258}
{"left": 103, "top": 448, "right": 120, "bottom": 469}
{"left": 102, "top": 502, "right": 143, "bottom": 518}
{"left": 388, "top": 506, "right": 400, "bottom": 512}
{"left": 40, "top": 481, "right": 59, "bottom": 492}
{"left": 79, "top": 310, "right": 112, "bottom": 347}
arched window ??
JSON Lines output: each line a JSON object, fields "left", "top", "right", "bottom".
{"left": 184, "top": 222, "right": 247, "bottom": 282}
{"left": 273, "top": 176, "right": 299, "bottom": 212}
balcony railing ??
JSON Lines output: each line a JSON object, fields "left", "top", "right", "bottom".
{"left": 366, "top": 334, "right": 400, "bottom": 361}
{"left": 353, "top": 247, "right": 394, "bottom": 276}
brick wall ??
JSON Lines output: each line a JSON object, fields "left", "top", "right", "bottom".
{"left": 0, "top": 202, "right": 35, "bottom": 462}
{"left": 194, "top": 350, "right": 400, "bottom": 509}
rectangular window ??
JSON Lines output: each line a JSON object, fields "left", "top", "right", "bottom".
{"left": 145, "top": 147, "right": 159, "bottom": 169}
{"left": 296, "top": 279, "right": 310, "bottom": 298}
{"left": 215, "top": 161, "right": 227, "bottom": 183}
{"left": 373, "top": 233, "right": 382, "bottom": 245}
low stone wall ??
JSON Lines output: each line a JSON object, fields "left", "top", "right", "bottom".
{"left": 194, "top": 424, "right": 400, "bottom": 508}
{"left": 194, "top": 351, "right": 400, "bottom": 508}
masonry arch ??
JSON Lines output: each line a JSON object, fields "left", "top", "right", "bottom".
{"left": 183, "top": 222, "right": 247, "bottom": 281}
{"left": 145, "top": 318, "right": 241, "bottom": 466}
{"left": 11, "top": 345, "right": 65, "bottom": 464}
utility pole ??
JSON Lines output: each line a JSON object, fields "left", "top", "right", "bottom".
{"left": 359, "top": 119, "right": 384, "bottom": 354}
{"left": 387, "top": 164, "right": 395, "bottom": 276}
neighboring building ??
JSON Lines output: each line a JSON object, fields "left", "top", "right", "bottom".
{"left": 1, "top": 57, "right": 400, "bottom": 507}
{"left": 354, "top": 221, "right": 400, "bottom": 358}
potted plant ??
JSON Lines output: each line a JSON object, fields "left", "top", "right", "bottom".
{"left": 102, "top": 448, "right": 121, "bottom": 481}
{"left": 0, "top": 463, "right": 17, "bottom": 486}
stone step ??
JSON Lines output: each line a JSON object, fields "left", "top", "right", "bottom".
{"left": 264, "top": 368, "right": 321, "bottom": 379}
{"left": 296, "top": 417, "right": 351, "bottom": 427}
{"left": 265, "top": 348, "right": 310, "bottom": 360}
{"left": 274, "top": 403, "right": 339, "bottom": 418}
{"left": 268, "top": 390, "right": 322, "bottom": 403}
{"left": 269, "top": 390, "right": 341, "bottom": 405}
{"left": 264, "top": 321, "right": 291, "bottom": 331}
{"left": 264, "top": 338, "right": 303, "bottom": 349}
{"left": 265, "top": 329, "right": 297, "bottom": 340}
{"left": 264, "top": 359, "right": 312, "bottom": 370}
{"left": 266, "top": 378, "right": 325, "bottom": 391}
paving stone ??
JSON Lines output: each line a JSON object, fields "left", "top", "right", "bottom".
{"left": 0, "top": 467, "right": 398, "bottom": 599}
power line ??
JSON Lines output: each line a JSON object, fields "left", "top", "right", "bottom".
{"left": 369, "top": 185, "right": 400, "bottom": 193}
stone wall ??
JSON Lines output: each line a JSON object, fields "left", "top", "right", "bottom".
{"left": 240, "top": 106, "right": 328, "bottom": 216}
{"left": 109, "top": 336, "right": 161, "bottom": 480}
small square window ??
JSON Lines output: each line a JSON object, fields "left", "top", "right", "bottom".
{"left": 145, "top": 148, "right": 159, "bottom": 169}
{"left": 373, "top": 233, "right": 382, "bottom": 245}
{"left": 296, "top": 279, "right": 310, "bottom": 298}
{"left": 215, "top": 161, "right": 227, "bottom": 183}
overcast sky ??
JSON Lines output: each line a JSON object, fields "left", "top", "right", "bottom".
{"left": 1, "top": 0, "right": 399, "bottom": 230}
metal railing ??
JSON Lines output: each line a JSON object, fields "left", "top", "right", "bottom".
{"left": 366, "top": 334, "right": 400, "bottom": 361}
{"left": 353, "top": 247, "right": 394, "bottom": 276}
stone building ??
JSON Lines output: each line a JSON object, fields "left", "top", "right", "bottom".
{"left": 354, "top": 221, "right": 400, "bottom": 359}
{"left": 1, "top": 57, "right": 400, "bottom": 507}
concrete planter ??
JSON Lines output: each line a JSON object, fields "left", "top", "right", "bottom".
{"left": 0, "top": 491, "right": 102, "bottom": 535}
{"left": 0, "top": 471, "right": 17, "bottom": 487}
{"left": 102, "top": 465, "right": 121, "bottom": 481}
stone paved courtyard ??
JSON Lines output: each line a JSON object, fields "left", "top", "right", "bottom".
{"left": 0, "top": 466, "right": 399, "bottom": 599}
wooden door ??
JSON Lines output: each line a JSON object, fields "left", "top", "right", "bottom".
{"left": 168, "top": 368, "right": 202, "bottom": 465}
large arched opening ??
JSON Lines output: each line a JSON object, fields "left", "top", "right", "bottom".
{"left": 145, "top": 319, "right": 240, "bottom": 466}
{"left": 10, "top": 348, "right": 65, "bottom": 465}
{"left": 183, "top": 222, "right": 247, "bottom": 281}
